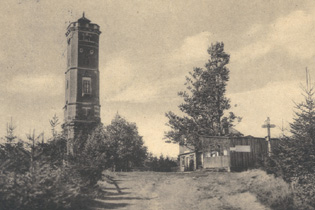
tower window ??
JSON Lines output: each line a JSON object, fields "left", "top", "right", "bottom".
{"left": 82, "top": 77, "right": 92, "bottom": 95}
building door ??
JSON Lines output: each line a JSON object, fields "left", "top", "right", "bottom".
{"left": 185, "top": 156, "right": 190, "bottom": 171}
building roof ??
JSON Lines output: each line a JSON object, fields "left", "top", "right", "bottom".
{"left": 78, "top": 12, "right": 91, "bottom": 24}
{"left": 228, "top": 127, "right": 243, "bottom": 136}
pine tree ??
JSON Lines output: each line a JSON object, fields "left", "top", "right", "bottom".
{"left": 165, "top": 42, "right": 240, "bottom": 149}
{"left": 287, "top": 86, "right": 315, "bottom": 176}
{"left": 290, "top": 86, "right": 315, "bottom": 144}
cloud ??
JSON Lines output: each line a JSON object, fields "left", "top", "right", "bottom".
{"left": 232, "top": 41, "right": 272, "bottom": 64}
{"left": 232, "top": 9, "right": 315, "bottom": 65}
{"left": 246, "top": 24, "right": 264, "bottom": 38}
{"left": 270, "top": 10, "right": 315, "bottom": 59}
{"left": 170, "top": 31, "right": 213, "bottom": 65}
{"left": 102, "top": 32, "right": 216, "bottom": 103}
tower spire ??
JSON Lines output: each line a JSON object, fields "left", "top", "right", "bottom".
{"left": 83, "top": 12, "right": 85, "bottom": 18}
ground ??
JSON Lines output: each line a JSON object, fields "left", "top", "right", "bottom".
{"left": 89, "top": 171, "right": 271, "bottom": 210}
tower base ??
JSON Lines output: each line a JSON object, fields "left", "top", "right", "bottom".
{"left": 63, "top": 121, "right": 100, "bottom": 155}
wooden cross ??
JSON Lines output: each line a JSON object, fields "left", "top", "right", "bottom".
{"left": 261, "top": 117, "right": 275, "bottom": 156}
{"left": 261, "top": 117, "right": 275, "bottom": 140}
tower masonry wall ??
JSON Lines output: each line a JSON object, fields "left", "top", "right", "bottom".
{"left": 63, "top": 15, "right": 102, "bottom": 155}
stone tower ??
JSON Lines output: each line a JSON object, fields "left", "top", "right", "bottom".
{"left": 63, "top": 13, "right": 101, "bottom": 154}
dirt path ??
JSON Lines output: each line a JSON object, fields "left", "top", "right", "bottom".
{"left": 90, "top": 171, "right": 270, "bottom": 210}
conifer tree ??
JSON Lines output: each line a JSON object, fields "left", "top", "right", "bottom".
{"left": 267, "top": 85, "right": 315, "bottom": 177}
{"left": 287, "top": 86, "right": 315, "bottom": 176}
{"left": 165, "top": 42, "right": 239, "bottom": 149}
{"left": 266, "top": 84, "right": 315, "bottom": 208}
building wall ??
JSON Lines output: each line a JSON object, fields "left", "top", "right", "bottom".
{"left": 197, "top": 136, "right": 275, "bottom": 171}
{"left": 229, "top": 137, "right": 268, "bottom": 171}
{"left": 179, "top": 152, "right": 196, "bottom": 172}
{"left": 200, "top": 137, "right": 230, "bottom": 169}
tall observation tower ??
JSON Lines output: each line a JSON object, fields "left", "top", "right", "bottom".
{"left": 63, "top": 13, "right": 101, "bottom": 154}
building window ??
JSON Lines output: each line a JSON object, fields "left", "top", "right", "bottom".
{"left": 82, "top": 77, "right": 91, "bottom": 95}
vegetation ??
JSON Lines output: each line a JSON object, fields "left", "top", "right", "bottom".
{"left": 0, "top": 135, "right": 95, "bottom": 210}
{"left": 265, "top": 85, "right": 315, "bottom": 209}
{"left": 235, "top": 170, "right": 294, "bottom": 210}
{"left": 0, "top": 114, "right": 148, "bottom": 210}
{"left": 104, "top": 114, "right": 147, "bottom": 171}
{"left": 165, "top": 42, "right": 240, "bottom": 150}
{"left": 145, "top": 154, "right": 178, "bottom": 172}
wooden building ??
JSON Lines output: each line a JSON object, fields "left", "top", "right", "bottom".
{"left": 179, "top": 136, "right": 278, "bottom": 172}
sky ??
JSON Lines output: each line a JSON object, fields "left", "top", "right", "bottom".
{"left": 1, "top": 0, "right": 315, "bottom": 157}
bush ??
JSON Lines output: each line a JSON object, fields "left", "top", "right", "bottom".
{"left": 0, "top": 164, "right": 93, "bottom": 210}
{"left": 0, "top": 142, "right": 30, "bottom": 174}
{"left": 236, "top": 170, "right": 294, "bottom": 210}
{"left": 263, "top": 86, "right": 315, "bottom": 209}
{"left": 291, "top": 174, "right": 315, "bottom": 210}
{"left": 145, "top": 154, "right": 178, "bottom": 172}
{"left": 0, "top": 135, "right": 103, "bottom": 210}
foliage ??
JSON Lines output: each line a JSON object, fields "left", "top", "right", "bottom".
{"left": 40, "top": 135, "right": 67, "bottom": 167}
{"left": 80, "top": 124, "right": 109, "bottom": 169}
{"left": 290, "top": 87, "right": 315, "bottom": 142}
{"left": 0, "top": 163, "right": 97, "bottom": 210}
{"left": 0, "top": 113, "right": 148, "bottom": 209}
{"left": 49, "top": 114, "right": 60, "bottom": 137}
{"left": 292, "top": 174, "right": 315, "bottom": 209}
{"left": 104, "top": 114, "right": 148, "bottom": 171}
{"left": 69, "top": 114, "right": 148, "bottom": 173}
{"left": 145, "top": 153, "right": 178, "bottom": 172}
{"left": 235, "top": 170, "right": 294, "bottom": 210}
{"left": 0, "top": 142, "right": 30, "bottom": 174}
{"left": 265, "top": 86, "right": 315, "bottom": 209}
{"left": 0, "top": 124, "right": 102, "bottom": 210}
{"left": 70, "top": 124, "right": 108, "bottom": 186}
{"left": 5, "top": 118, "right": 17, "bottom": 143}
{"left": 268, "top": 87, "right": 315, "bottom": 178}
{"left": 165, "top": 42, "right": 240, "bottom": 149}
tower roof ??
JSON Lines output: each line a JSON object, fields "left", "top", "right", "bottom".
{"left": 66, "top": 12, "right": 101, "bottom": 36}
{"left": 78, "top": 12, "right": 91, "bottom": 24}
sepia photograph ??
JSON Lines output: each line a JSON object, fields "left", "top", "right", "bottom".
{"left": 0, "top": 0, "right": 315, "bottom": 209}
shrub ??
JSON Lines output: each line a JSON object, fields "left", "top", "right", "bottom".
{"left": 0, "top": 162, "right": 98, "bottom": 210}
{"left": 0, "top": 134, "right": 104, "bottom": 210}
{"left": 291, "top": 174, "right": 315, "bottom": 210}
{"left": 236, "top": 170, "right": 294, "bottom": 210}
{"left": 145, "top": 154, "right": 178, "bottom": 172}
{"left": 0, "top": 142, "right": 30, "bottom": 174}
